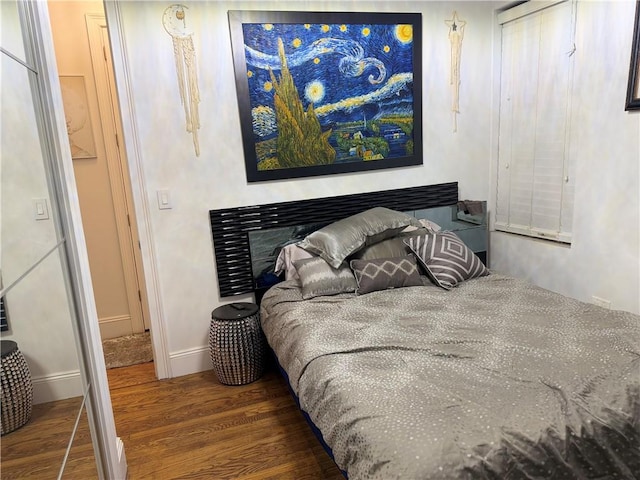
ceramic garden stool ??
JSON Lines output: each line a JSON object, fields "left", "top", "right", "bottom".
{"left": 209, "top": 302, "right": 265, "bottom": 385}
{"left": 1, "top": 340, "right": 33, "bottom": 435}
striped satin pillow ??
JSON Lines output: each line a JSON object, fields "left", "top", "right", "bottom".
{"left": 404, "top": 232, "right": 489, "bottom": 289}
{"left": 293, "top": 257, "right": 357, "bottom": 299}
{"left": 298, "top": 207, "right": 420, "bottom": 268}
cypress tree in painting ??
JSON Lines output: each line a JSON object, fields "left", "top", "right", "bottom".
{"left": 268, "top": 38, "right": 335, "bottom": 168}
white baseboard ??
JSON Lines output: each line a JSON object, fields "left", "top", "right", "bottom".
{"left": 169, "top": 346, "right": 211, "bottom": 377}
{"left": 99, "top": 314, "right": 133, "bottom": 340}
{"left": 32, "top": 370, "right": 83, "bottom": 405}
{"left": 30, "top": 349, "right": 211, "bottom": 405}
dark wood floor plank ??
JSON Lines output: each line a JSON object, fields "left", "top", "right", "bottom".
{"left": 1, "top": 362, "right": 344, "bottom": 479}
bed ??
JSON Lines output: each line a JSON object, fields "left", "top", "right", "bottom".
{"left": 209, "top": 184, "right": 640, "bottom": 479}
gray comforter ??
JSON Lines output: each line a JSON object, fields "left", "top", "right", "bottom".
{"left": 260, "top": 274, "right": 640, "bottom": 479}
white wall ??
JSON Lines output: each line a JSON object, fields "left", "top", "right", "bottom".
{"left": 489, "top": 0, "right": 640, "bottom": 315}
{"left": 108, "top": 0, "right": 495, "bottom": 375}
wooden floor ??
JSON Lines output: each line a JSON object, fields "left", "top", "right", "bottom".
{"left": 1, "top": 362, "right": 344, "bottom": 479}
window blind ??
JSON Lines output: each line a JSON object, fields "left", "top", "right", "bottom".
{"left": 496, "top": 0, "right": 575, "bottom": 243}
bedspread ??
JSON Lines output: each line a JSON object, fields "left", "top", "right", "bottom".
{"left": 260, "top": 274, "right": 640, "bottom": 479}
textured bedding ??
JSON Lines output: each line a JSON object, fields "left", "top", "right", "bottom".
{"left": 260, "top": 274, "right": 640, "bottom": 479}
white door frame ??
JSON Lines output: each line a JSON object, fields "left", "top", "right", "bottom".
{"left": 101, "top": 2, "right": 172, "bottom": 379}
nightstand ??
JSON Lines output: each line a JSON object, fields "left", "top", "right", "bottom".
{"left": 209, "top": 302, "right": 265, "bottom": 385}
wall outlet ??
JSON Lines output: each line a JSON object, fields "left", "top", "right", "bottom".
{"left": 592, "top": 296, "right": 611, "bottom": 309}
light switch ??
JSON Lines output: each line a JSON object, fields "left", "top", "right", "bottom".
{"left": 33, "top": 198, "right": 50, "bottom": 220}
{"left": 157, "top": 189, "right": 172, "bottom": 210}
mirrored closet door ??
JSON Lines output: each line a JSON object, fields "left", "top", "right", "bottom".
{"left": 1, "top": 1, "right": 125, "bottom": 478}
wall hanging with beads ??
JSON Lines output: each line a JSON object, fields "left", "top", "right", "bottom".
{"left": 445, "top": 11, "right": 466, "bottom": 132}
{"left": 162, "top": 4, "right": 201, "bottom": 157}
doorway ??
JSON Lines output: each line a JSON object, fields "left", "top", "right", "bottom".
{"left": 48, "top": 3, "right": 153, "bottom": 371}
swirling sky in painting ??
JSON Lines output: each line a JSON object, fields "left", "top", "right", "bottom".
{"left": 241, "top": 21, "right": 414, "bottom": 140}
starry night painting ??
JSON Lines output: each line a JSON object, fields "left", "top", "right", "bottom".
{"left": 228, "top": 11, "right": 423, "bottom": 182}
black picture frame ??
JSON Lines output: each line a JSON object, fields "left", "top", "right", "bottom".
{"left": 228, "top": 10, "right": 423, "bottom": 182}
{"left": 626, "top": 1, "right": 640, "bottom": 111}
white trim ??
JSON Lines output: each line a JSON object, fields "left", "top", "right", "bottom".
{"left": 489, "top": 3, "right": 503, "bottom": 235}
{"left": 169, "top": 346, "right": 211, "bottom": 378}
{"left": 32, "top": 370, "right": 83, "bottom": 405}
{"left": 104, "top": 1, "right": 172, "bottom": 380}
{"left": 495, "top": 223, "right": 572, "bottom": 244}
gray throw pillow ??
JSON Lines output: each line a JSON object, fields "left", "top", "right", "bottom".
{"left": 404, "top": 232, "right": 489, "bottom": 289}
{"left": 298, "top": 207, "right": 420, "bottom": 268}
{"left": 294, "top": 257, "right": 357, "bottom": 299}
{"left": 350, "top": 256, "right": 422, "bottom": 295}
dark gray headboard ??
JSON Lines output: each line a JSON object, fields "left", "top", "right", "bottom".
{"left": 209, "top": 182, "right": 458, "bottom": 297}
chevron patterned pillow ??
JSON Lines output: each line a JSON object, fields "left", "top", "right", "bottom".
{"left": 350, "top": 256, "right": 422, "bottom": 295}
{"left": 404, "top": 232, "right": 489, "bottom": 289}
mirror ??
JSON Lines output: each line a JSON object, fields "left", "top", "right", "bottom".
{"left": 0, "top": 4, "right": 98, "bottom": 476}
{"left": 1, "top": 30, "right": 62, "bottom": 292}
{"left": 0, "top": 247, "right": 98, "bottom": 477}
{"left": 0, "top": 1, "right": 27, "bottom": 64}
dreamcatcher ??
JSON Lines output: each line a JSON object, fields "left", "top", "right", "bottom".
{"left": 445, "top": 11, "right": 466, "bottom": 133}
{"left": 162, "top": 4, "right": 200, "bottom": 156}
